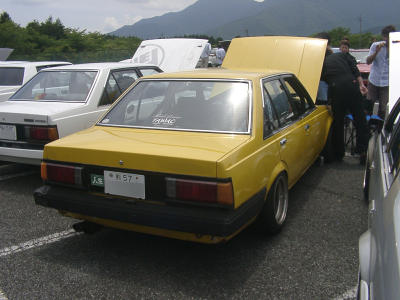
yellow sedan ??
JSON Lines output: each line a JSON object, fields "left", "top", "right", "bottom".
{"left": 34, "top": 37, "right": 333, "bottom": 243}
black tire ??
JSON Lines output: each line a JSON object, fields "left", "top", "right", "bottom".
{"left": 255, "top": 173, "right": 289, "bottom": 234}
{"left": 322, "top": 124, "right": 335, "bottom": 163}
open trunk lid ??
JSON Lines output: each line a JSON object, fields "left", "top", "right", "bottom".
{"left": 222, "top": 36, "right": 327, "bottom": 102}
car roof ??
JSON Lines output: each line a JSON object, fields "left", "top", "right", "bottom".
{"left": 139, "top": 68, "right": 290, "bottom": 81}
{"left": 0, "top": 61, "right": 71, "bottom": 67}
{"left": 42, "top": 62, "right": 160, "bottom": 71}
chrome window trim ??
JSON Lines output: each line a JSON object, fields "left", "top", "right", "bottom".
{"left": 97, "top": 78, "right": 253, "bottom": 135}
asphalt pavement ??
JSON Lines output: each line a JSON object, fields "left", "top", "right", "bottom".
{"left": 0, "top": 156, "right": 367, "bottom": 299}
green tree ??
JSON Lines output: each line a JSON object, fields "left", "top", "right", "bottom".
{"left": 0, "top": 11, "right": 12, "bottom": 24}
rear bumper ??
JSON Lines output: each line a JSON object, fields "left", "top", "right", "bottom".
{"left": 34, "top": 185, "right": 266, "bottom": 238}
{"left": 0, "top": 147, "right": 42, "bottom": 165}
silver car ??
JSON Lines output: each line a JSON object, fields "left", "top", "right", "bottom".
{"left": 359, "top": 97, "right": 400, "bottom": 299}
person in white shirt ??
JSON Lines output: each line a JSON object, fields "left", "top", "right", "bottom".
{"left": 216, "top": 44, "right": 226, "bottom": 67}
{"left": 367, "top": 25, "right": 396, "bottom": 119}
{"left": 198, "top": 42, "right": 211, "bottom": 68}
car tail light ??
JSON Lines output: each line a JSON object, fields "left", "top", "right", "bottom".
{"left": 166, "top": 177, "right": 233, "bottom": 206}
{"left": 41, "top": 162, "right": 82, "bottom": 186}
{"left": 24, "top": 126, "right": 58, "bottom": 141}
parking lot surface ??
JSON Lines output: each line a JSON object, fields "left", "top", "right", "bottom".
{"left": 0, "top": 156, "right": 367, "bottom": 299}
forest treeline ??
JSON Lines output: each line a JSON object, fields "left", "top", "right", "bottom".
{"left": 0, "top": 11, "right": 380, "bottom": 63}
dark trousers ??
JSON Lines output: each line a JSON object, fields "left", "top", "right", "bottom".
{"left": 330, "top": 80, "right": 369, "bottom": 158}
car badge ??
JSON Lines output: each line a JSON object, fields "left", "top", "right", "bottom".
{"left": 119, "top": 160, "right": 124, "bottom": 166}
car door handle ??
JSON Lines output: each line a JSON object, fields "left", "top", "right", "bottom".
{"left": 280, "top": 138, "right": 287, "bottom": 146}
{"left": 304, "top": 124, "right": 310, "bottom": 131}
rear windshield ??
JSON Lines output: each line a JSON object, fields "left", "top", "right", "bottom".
{"left": 10, "top": 70, "right": 97, "bottom": 102}
{"left": 99, "top": 80, "right": 251, "bottom": 134}
{"left": 0, "top": 67, "right": 24, "bottom": 85}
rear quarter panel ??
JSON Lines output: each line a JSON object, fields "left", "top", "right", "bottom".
{"left": 217, "top": 82, "right": 281, "bottom": 208}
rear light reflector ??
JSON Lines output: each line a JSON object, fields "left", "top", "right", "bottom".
{"left": 41, "top": 162, "right": 82, "bottom": 186}
{"left": 24, "top": 126, "right": 59, "bottom": 141}
{"left": 166, "top": 177, "right": 233, "bottom": 205}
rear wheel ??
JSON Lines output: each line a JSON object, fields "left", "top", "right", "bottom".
{"left": 256, "top": 173, "right": 288, "bottom": 234}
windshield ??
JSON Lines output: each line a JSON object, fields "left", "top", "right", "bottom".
{"left": 10, "top": 70, "right": 97, "bottom": 102}
{"left": 0, "top": 67, "right": 24, "bottom": 86}
{"left": 99, "top": 80, "right": 251, "bottom": 133}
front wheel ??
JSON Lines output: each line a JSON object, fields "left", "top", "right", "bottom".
{"left": 255, "top": 173, "right": 289, "bottom": 234}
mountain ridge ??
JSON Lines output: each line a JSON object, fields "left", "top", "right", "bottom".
{"left": 110, "top": 0, "right": 400, "bottom": 39}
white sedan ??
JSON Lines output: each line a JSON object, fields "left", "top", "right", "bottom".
{"left": 0, "top": 62, "right": 162, "bottom": 165}
{"left": 0, "top": 61, "right": 71, "bottom": 101}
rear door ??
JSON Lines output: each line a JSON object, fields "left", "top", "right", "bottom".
{"left": 280, "top": 75, "right": 322, "bottom": 164}
{"left": 262, "top": 77, "right": 309, "bottom": 186}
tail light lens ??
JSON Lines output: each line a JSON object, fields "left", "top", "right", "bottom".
{"left": 166, "top": 177, "right": 233, "bottom": 206}
{"left": 41, "top": 162, "right": 82, "bottom": 186}
{"left": 24, "top": 126, "right": 58, "bottom": 142}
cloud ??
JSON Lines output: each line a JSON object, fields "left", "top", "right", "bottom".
{"left": 1, "top": 0, "right": 198, "bottom": 33}
{"left": 103, "top": 15, "right": 143, "bottom": 32}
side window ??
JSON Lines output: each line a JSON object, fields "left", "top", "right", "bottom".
{"left": 384, "top": 96, "right": 400, "bottom": 142}
{"left": 388, "top": 124, "right": 400, "bottom": 174}
{"left": 262, "top": 80, "right": 279, "bottom": 138}
{"left": 99, "top": 70, "right": 138, "bottom": 106}
{"left": 282, "top": 76, "right": 314, "bottom": 116}
{"left": 99, "top": 75, "right": 121, "bottom": 106}
{"left": 264, "top": 79, "right": 294, "bottom": 126}
{"left": 388, "top": 102, "right": 400, "bottom": 173}
{"left": 140, "top": 68, "right": 161, "bottom": 77}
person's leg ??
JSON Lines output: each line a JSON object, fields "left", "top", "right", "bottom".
{"left": 346, "top": 83, "right": 369, "bottom": 164}
{"left": 349, "top": 88, "right": 369, "bottom": 154}
{"left": 331, "top": 94, "right": 346, "bottom": 159}
{"left": 377, "top": 86, "right": 389, "bottom": 119}
{"left": 367, "top": 81, "right": 379, "bottom": 115}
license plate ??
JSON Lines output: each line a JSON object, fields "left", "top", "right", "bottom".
{"left": 0, "top": 124, "right": 17, "bottom": 141}
{"left": 104, "top": 171, "right": 145, "bottom": 199}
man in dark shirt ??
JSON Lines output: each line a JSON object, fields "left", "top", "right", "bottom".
{"left": 322, "top": 52, "right": 369, "bottom": 163}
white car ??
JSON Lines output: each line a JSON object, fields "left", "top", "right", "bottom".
{"left": 0, "top": 61, "right": 71, "bottom": 101}
{"left": 0, "top": 62, "right": 162, "bottom": 165}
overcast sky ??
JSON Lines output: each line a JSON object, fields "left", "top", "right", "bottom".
{"left": 1, "top": 0, "right": 200, "bottom": 33}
